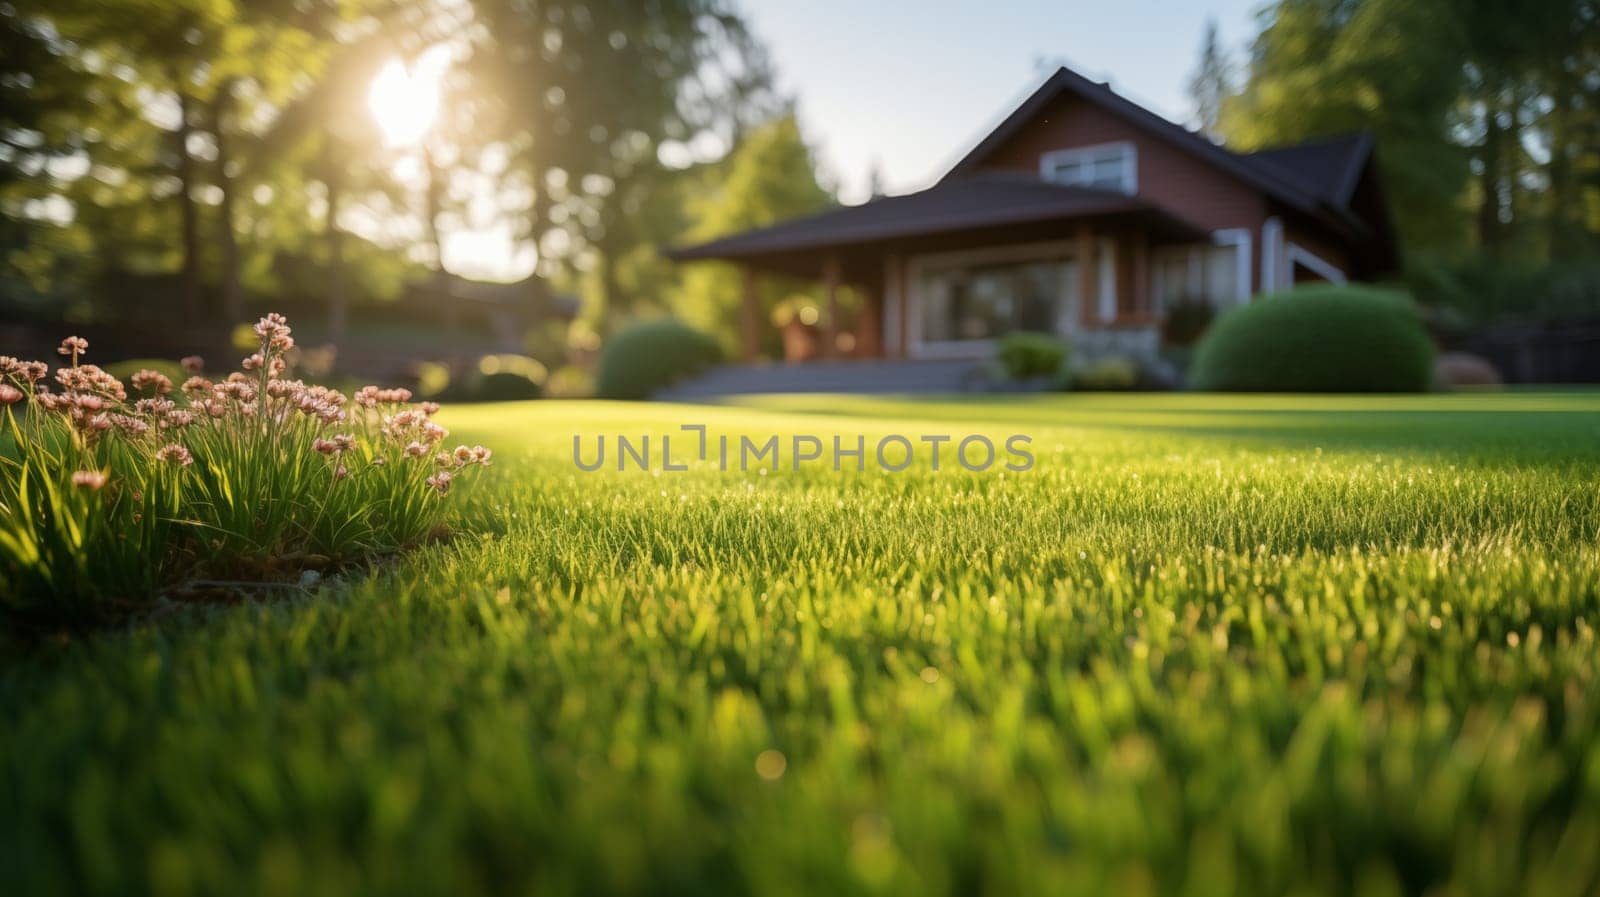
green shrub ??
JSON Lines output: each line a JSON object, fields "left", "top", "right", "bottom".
{"left": 470, "top": 371, "right": 542, "bottom": 402}
{"left": 995, "top": 332, "right": 1067, "bottom": 380}
{"left": 1071, "top": 356, "right": 1141, "bottom": 391}
{"left": 597, "top": 319, "right": 722, "bottom": 400}
{"left": 1190, "top": 285, "right": 1435, "bottom": 392}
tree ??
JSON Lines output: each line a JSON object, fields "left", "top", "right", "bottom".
{"left": 464, "top": 0, "right": 779, "bottom": 319}
{"left": 12, "top": 0, "right": 436, "bottom": 336}
{"left": 1222, "top": 0, "right": 1472, "bottom": 252}
{"left": 0, "top": 6, "right": 98, "bottom": 305}
{"left": 1226, "top": 0, "right": 1600, "bottom": 262}
{"left": 1187, "top": 19, "right": 1233, "bottom": 139}
{"left": 668, "top": 114, "right": 832, "bottom": 354}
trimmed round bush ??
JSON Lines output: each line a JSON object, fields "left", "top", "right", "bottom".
{"left": 597, "top": 319, "right": 722, "bottom": 400}
{"left": 996, "top": 332, "right": 1067, "bottom": 380}
{"left": 469, "top": 370, "right": 543, "bottom": 402}
{"left": 1190, "top": 285, "right": 1435, "bottom": 392}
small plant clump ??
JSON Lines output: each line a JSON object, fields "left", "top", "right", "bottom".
{"left": 0, "top": 314, "right": 490, "bottom": 622}
{"left": 995, "top": 332, "right": 1068, "bottom": 381}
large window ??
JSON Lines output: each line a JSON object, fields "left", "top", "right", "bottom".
{"left": 918, "top": 260, "right": 1070, "bottom": 344}
{"left": 1040, "top": 142, "right": 1137, "bottom": 194}
{"left": 907, "top": 241, "right": 1118, "bottom": 357}
{"left": 1151, "top": 229, "right": 1250, "bottom": 312}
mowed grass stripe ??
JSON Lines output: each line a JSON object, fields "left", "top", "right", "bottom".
{"left": 3, "top": 394, "right": 1599, "bottom": 896}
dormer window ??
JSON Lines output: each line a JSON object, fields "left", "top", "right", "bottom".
{"left": 1039, "top": 141, "right": 1137, "bottom": 195}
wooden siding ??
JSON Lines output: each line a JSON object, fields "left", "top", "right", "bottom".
{"left": 972, "top": 91, "right": 1275, "bottom": 295}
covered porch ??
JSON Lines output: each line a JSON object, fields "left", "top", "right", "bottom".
{"left": 666, "top": 173, "right": 1210, "bottom": 363}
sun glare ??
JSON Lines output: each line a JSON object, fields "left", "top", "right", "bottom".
{"left": 368, "top": 58, "right": 441, "bottom": 147}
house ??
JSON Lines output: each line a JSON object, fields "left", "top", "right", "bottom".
{"left": 667, "top": 66, "right": 1399, "bottom": 365}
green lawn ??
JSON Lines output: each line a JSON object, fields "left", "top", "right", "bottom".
{"left": 4, "top": 393, "right": 1600, "bottom": 896}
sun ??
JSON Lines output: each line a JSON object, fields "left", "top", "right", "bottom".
{"left": 368, "top": 57, "right": 441, "bottom": 147}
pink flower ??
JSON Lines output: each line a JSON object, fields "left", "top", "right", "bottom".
{"left": 155, "top": 443, "right": 193, "bottom": 467}
{"left": 356, "top": 385, "right": 411, "bottom": 407}
{"left": 181, "top": 356, "right": 204, "bottom": 374}
{"left": 71, "top": 470, "right": 106, "bottom": 490}
{"left": 108, "top": 414, "right": 147, "bottom": 435}
{"left": 54, "top": 364, "right": 125, "bottom": 400}
{"left": 313, "top": 438, "right": 339, "bottom": 455}
{"left": 268, "top": 379, "right": 304, "bottom": 399}
{"left": 130, "top": 369, "right": 173, "bottom": 395}
{"left": 134, "top": 397, "right": 174, "bottom": 416}
{"left": 242, "top": 353, "right": 264, "bottom": 371}
{"left": 1, "top": 357, "right": 49, "bottom": 383}
{"left": 334, "top": 465, "right": 349, "bottom": 481}
{"left": 404, "top": 441, "right": 428, "bottom": 458}
{"left": 425, "top": 471, "right": 453, "bottom": 495}
{"left": 0, "top": 383, "right": 22, "bottom": 405}
{"left": 57, "top": 336, "right": 88, "bottom": 359}
{"left": 419, "top": 401, "right": 441, "bottom": 416}
{"left": 252, "top": 313, "right": 295, "bottom": 353}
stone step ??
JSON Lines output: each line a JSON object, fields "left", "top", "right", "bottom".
{"left": 654, "top": 359, "right": 993, "bottom": 399}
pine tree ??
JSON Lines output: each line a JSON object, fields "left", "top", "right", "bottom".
{"left": 1186, "top": 20, "right": 1232, "bottom": 139}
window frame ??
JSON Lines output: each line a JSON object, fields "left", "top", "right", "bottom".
{"left": 904, "top": 239, "right": 1115, "bottom": 359}
{"left": 1150, "top": 228, "right": 1253, "bottom": 313}
{"left": 1039, "top": 141, "right": 1138, "bottom": 195}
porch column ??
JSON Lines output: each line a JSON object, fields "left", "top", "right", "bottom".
{"left": 1076, "top": 224, "right": 1096, "bottom": 327}
{"left": 821, "top": 253, "right": 841, "bottom": 359}
{"left": 740, "top": 265, "right": 760, "bottom": 362}
{"left": 857, "top": 287, "right": 882, "bottom": 358}
{"left": 1131, "top": 231, "right": 1150, "bottom": 318}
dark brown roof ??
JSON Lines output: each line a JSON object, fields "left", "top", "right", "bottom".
{"left": 1243, "top": 132, "right": 1374, "bottom": 207}
{"left": 666, "top": 172, "right": 1209, "bottom": 262}
{"left": 940, "top": 67, "right": 1374, "bottom": 235}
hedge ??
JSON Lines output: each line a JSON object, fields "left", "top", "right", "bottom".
{"left": 1190, "top": 285, "right": 1435, "bottom": 392}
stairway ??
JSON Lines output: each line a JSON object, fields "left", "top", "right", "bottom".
{"left": 654, "top": 359, "right": 994, "bottom": 399}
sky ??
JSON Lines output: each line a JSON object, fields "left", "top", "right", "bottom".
{"left": 440, "top": 0, "right": 1264, "bottom": 280}
{"left": 739, "top": 0, "right": 1264, "bottom": 203}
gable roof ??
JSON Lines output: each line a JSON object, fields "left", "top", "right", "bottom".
{"left": 1242, "top": 132, "right": 1374, "bottom": 208}
{"left": 940, "top": 67, "right": 1373, "bottom": 235}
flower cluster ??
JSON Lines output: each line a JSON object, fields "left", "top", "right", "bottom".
{"left": 0, "top": 314, "right": 487, "bottom": 504}
{"left": 355, "top": 385, "right": 414, "bottom": 408}
{"left": 1, "top": 314, "right": 493, "bottom": 612}
{"left": 426, "top": 444, "right": 492, "bottom": 494}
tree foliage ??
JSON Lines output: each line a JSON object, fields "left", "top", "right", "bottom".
{"left": 1221, "top": 0, "right": 1600, "bottom": 262}
{"left": 1186, "top": 19, "right": 1233, "bottom": 140}
{"left": 0, "top": 0, "right": 786, "bottom": 355}
{"left": 667, "top": 114, "right": 833, "bottom": 356}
